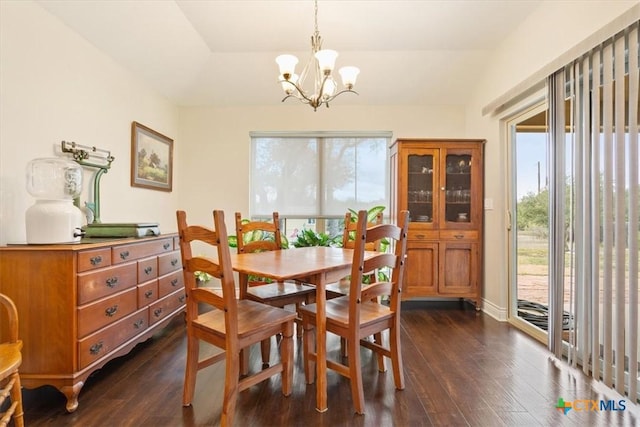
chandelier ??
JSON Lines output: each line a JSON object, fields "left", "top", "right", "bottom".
{"left": 275, "top": 0, "right": 359, "bottom": 111}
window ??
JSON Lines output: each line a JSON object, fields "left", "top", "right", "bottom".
{"left": 249, "top": 131, "right": 391, "bottom": 238}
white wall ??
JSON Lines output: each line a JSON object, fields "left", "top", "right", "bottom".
{"left": 0, "top": 1, "right": 179, "bottom": 245}
{"left": 466, "top": 1, "right": 639, "bottom": 319}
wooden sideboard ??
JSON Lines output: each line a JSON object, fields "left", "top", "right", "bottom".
{"left": 0, "top": 234, "right": 185, "bottom": 412}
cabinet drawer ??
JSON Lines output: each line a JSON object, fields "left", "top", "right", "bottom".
{"left": 77, "top": 248, "right": 112, "bottom": 272}
{"left": 158, "top": 250, "right": 182, "bottom": 275}
{"left": 158, "top": 270, "right": 183, "bottom": 298}
{"left": 77, "top": 287, "right": 138, "bottom": 339}
{"left": 112, "top": 238, "right": 174, "bottom": 264}
{"left": 149, "top": 289, "right": 186, "bottom": 326}
{"left": 408, "top": 229, "right": 439, "bottom": 241}
{"left": 137, "top": 257, "right": 158, "bottom": 283}
{"left": 77, "top": 308, "right": 149, "bottom": 369}
{"left": 137, "top": 280, "right": 158, "bottom": 308}
{"left": 439, "top": 230, "right": 478, "bottom": 241}
{"left": 77, "top": 262, "right": 137, "bottom": 305}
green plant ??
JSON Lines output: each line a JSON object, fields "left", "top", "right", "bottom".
{"left": 292, "top": 228, "right": 342, "bottom": 247}
{"left": 194, "top": 270, "right": 212, "bottom": 283}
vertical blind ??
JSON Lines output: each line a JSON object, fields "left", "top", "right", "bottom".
{"left": 249, "top": 132, "right": 390, "bottom": 217}
{"left": 548, "top": 21, "right": 639, "bottom": 399}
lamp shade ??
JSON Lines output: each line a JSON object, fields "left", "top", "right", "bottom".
{"left": 314, "top": 49, "right": 338, "bottom": 73}
{"left": 276, "top": 54, "right": 299, "bottom": 77}
{"left": 339, "top": 66, "right": 360, "bottom": 88}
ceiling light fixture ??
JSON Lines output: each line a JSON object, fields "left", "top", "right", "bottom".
{"left": 275, "top": 0, "right": 359, "bottom": 111}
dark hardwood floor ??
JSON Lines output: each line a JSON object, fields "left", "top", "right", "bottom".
{"left": 20, "top": 301, "right": 639, "bottom": 426}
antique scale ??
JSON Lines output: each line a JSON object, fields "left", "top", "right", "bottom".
{"left": 60, "top": 140, "right": 159, "bottom": 239}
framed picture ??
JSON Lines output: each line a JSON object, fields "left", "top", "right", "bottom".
{"left": 131, "top": 121, "right": 173, "bottom": 192}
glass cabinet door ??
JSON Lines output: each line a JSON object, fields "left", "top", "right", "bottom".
{"left": 443, "top": 151, "right": 473, "bottom": 225}
{"left": 406, "top": 153, "right": 435, "bottom": 224}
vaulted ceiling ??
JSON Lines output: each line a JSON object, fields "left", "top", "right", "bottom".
{"left": 36, "top": 0, "right": 543, "bottom": 108}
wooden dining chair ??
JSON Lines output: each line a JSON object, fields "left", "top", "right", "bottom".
{"left": 299, "top": 209, "right": 409, "bottom": 415}
{"left": 176, "top": 210, "right": 296, "bottom": 427}
{"left": 0, "top": 293, "right": 24, "bottom": 427}
{"left": 235, "top": 212, "right": 316, "bottom": 367}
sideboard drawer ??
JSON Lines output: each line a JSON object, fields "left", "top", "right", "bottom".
{"left": 137, "top": 280, "right": 158, "bottom": 308}
{"left": 137, "top": 257, "right": 158, "bottom": 283}
{"left": 149, "top": 289, "right": 186, "bottom": 326}
{"left": 158, "top": 250, "right": 182, "bottom": 275}
{"left": 77, "top": 262, "right": 137, "bottom": 305}
{"left": 77, "top": 287, "right": 138, "bottom": 339}
{"left": 77, "top": 308, "right": 149, "bottom": 369}
{"left": 112, "top": 238, "right": 174, "bottom": 264}
{"left": 158, "top": 270, "right": 183, "bottom": 298}
{"left": 77, "top": 248, "right": 112, "bottom": 272}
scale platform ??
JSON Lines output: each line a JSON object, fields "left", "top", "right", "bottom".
{"left": 83, "top": 222, "right": 160, "bottom": 238}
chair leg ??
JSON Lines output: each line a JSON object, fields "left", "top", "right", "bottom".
{"left": 182, "top": 335, "right": 200, "bottom": 406}
{"left": 347, "top": 335, "right": 365, "bottom": 415}
{"left": 295, "top": 303, "right": 304, "bottom": 338}
{"left": 302, "top": 315, "right": 315, "bottom": 384}
{"left": 281, "top": 320, "right": 294, "bottom": 397}
{"left": 240, "top": 347, "right": 249, "bottom": 376}
{"left": 260, "top": 338, "right": 271, "bottom": 369}
{"left": 389, "top": 324, "right": 405, "bottom": 390}
{"left": 340, "top": 337, "right": 347, "bottom": 358}
{"left": 373, "top": 332, "right": 385, "bottom": 372}
{"left": 10, "top": 371, "right": 24, "bottom": 427}
{"left": 221, "top": 350, "right": 240, "bottom": 427}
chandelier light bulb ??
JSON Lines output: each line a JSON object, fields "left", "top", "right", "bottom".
{"left": 314, "top": 49, "right": 338, "bottom": 73}
{"left": 338, "top": 66, "right": 360, "bottom": 89}
{"left": 276, "top": 54, "right": 299, "bottom": 78}
{"left": 279, "top": 74, "right": 299, "bottom": 95}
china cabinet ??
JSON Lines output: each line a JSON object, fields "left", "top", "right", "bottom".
{"left": 0, "top": 234, "right": 185, "bottom": 411}
{"left": 389, "top": 138, "right": 485, "bottom": 309}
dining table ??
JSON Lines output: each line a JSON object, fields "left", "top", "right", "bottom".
{"left": 228, "top": 245, "right": 369, "bottom": 412}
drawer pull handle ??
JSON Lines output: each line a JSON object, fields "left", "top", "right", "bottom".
{"left": 89, "top": 341, "right": 103, "bottom": 355}
{"left": 90, "top": 255, "right": 103, "bottom": 265}
{"left": 105, "top": 305, "right": 118, "bottom": 317}
{"left": 163, "top": 243, "right": 171, "bottom": 250}
{"left": 171, "top": 259, "right": 178, "bottom": 266}
{"left": 454, "top": 234, "right": 464, "bottom": 239}
{"left": 144, "top": 266, "right": 153, "bottom": 275}
{"left": 416, "top": 234, "right": 425, "bottom": 239}
{"left": 153, "top": 308, "right": 163, "bottom": 318}
{"left": 120, "top": 250, "right": 130, "bottom": 260}
{"left": 133, "top": 319, "right": 144, "bottom": 329}
{"left": 145, "top": 290, "right": 154, "bottom": 298}
{"left": 171, "top": 279, "right": 179, "bottom": 287}
{"left": 178, "top": 295, "right": 186, "bottom": 303}
{"left": 105, "top": 277, "right": 118, "bottom": 288}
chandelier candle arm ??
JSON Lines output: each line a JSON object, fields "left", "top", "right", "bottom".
{"left": 275, "top": 0, "right": 359, "bottom": 111}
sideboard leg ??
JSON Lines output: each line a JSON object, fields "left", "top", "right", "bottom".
{"left": 61, "top": 382, "right": 84, "bottom": 413}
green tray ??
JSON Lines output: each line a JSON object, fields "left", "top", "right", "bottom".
{"left": 83, "top": 222, "right": 160, "bottom": 238}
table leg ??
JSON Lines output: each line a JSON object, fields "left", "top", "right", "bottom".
{"left": 314, "top": 274, "right": 328, "bottom": 412}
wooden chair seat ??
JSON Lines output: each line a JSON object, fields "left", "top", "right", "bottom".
{"left": 0, "top": 293, "right": 24, "bottom": 427}
{"left": 193, "top": 299, "right": 296, "bottom": 342}
{"left": 299, "top": 296, "right": 394, "bottom": 333}
{"left": 247, "top": 282, "right": 315, "bottom": 306}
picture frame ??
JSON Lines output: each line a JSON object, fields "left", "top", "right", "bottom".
{"left": 131, "top": 121, "right": 173, "bottom": 192}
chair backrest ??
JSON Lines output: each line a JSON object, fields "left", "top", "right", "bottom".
{"left": 348, "top": 210, "right": 409, "bottom": 316}
{"left": 235, "top": 212, "right": 282, "bottom": 254}
{"left": 342, "top": 211, "right": 384, "bottom": 251}
{"left": 0, "top": 293, "right": 19, "bottom": 345}
{"left": 176, "top": 210, "right": 239, "bottom": 337}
